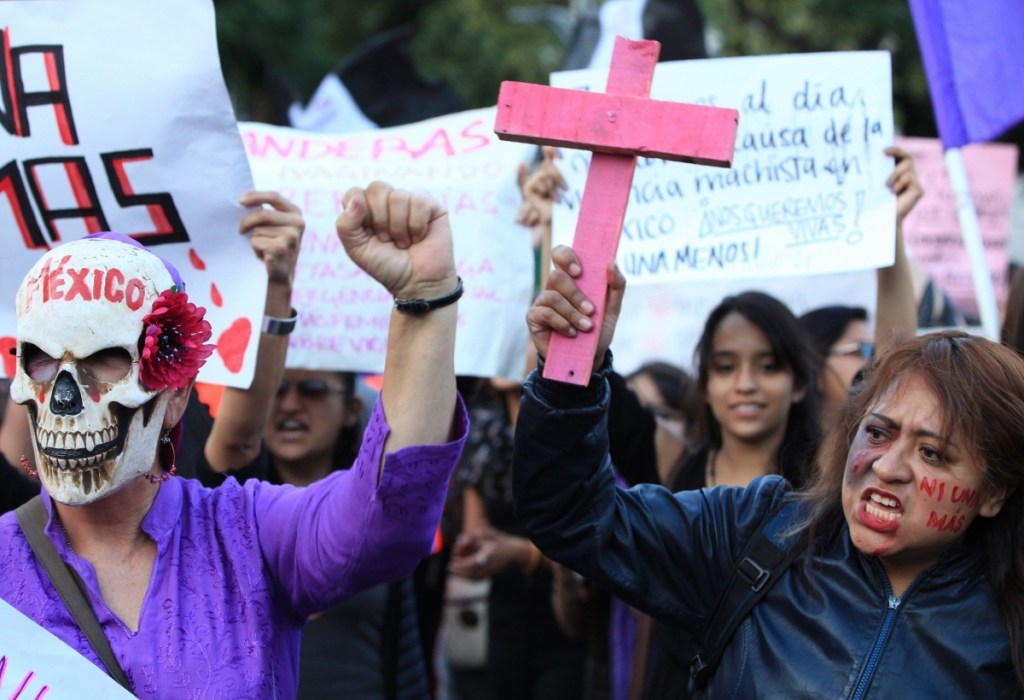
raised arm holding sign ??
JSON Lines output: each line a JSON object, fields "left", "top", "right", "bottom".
{"left": 494, "top": 36, "right": 738, "bottom": 385}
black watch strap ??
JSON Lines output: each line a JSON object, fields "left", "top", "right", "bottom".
{"left": 394, "top": 277, "right": 464, "bottom": 315}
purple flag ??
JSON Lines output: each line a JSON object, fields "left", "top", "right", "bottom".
{"left": 909, "top": 0, "right": 1024, "bottom": 148}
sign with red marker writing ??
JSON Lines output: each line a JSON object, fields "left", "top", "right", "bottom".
{"left": 551, "top": 51, "right": 897, "bottom": 283}
{"left": 895, "top": 136, "right": 1018, "bottom": 323}
{"left": 0, "top": 598, "right": 136, "bottom": 699}
{"left": 242, "top": 109, "right": 536, "bottom": 378}
{"left": 0, "top": 0, "right": 263, "bottom": 387}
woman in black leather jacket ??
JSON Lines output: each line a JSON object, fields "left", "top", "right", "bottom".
{"left": 513, "top": 246, "right": 1024, "bottom": 697}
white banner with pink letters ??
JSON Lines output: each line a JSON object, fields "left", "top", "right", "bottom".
{"left": 242, "top": 110, "right": 536, "bottom": 378}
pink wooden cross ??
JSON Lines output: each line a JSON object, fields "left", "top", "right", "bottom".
{"left": 494, "top": 37, "right": 739, "bottom": 385}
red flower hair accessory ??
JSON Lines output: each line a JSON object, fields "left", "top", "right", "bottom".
{"left": 139, "top": 288, "right": 215, "bottom": 391}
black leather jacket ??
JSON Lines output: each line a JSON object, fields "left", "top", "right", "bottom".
{"left": 512, "top": 367, "right": 1019, "bottom": 698}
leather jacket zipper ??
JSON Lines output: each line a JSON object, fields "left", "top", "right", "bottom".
{"left": 850, "top": 594, "right": 901, "bottom": 699}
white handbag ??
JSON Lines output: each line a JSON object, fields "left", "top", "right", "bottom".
{"left": 442, "top": 575, "right": 491, "bottom": 669}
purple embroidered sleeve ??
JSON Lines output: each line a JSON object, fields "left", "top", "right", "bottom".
{"left": 255, "top": 394, "right": 468, "bottom": 618}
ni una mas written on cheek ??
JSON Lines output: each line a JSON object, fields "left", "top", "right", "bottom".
{"left": 919, "top": 477, "right": 981, "bottom": 533}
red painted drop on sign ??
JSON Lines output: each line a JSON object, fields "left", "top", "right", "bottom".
{"left": 217, "top": 317, "right": 251, "bottom": 373}
{"left": 188, "top": 248, "right": 207, "bottom": 271}
{"left": 0, "top": 336, "right": 16, "bottom": 377}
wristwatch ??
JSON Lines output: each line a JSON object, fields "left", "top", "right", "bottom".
{"left": 262, "top": 308, "right": 299, "bottom": 335}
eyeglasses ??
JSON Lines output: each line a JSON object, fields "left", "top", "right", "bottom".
{"left": 830, "top": 341, "right": 874, "bottom": 359}
{"left": 277, "top": 378, "right": 345, "bottom": 399}
{"left": 649, "top": 405, "right": 683, "bottom": 422}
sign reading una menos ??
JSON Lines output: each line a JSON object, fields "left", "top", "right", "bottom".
{"left": 242, "top": 109, "right": 536, "bottom": 379}
{"left": 550, "top": 51, "right": 897, "bottom": 282}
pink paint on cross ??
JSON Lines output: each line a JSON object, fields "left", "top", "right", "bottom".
{"left": 494, "top": 37, "right": 739, "bottom": 385}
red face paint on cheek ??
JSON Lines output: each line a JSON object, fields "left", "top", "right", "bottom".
{"left": 919, "top": 477, "right": 947, "bottom": 502}
{"left": 851, "top": 451, "right": 869, "bottom": 474}
{"left": 38, "top": 386, "right": 46, "bottom": 404}
{"left": 850, "top": 449, "right": 878, "bottom": 475}
{"left": 848, "top": 424, "right": 895, "bottom": 475}
{"left": 85, "top": 381, "right": 100, "bottom": 402}
{"left": 926, "top": 510, "right": 966, "bottom": 533}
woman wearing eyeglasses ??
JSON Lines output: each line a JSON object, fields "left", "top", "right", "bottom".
{"left": 799, "top": 305, "right": 876, "bottom": 423}
{"left": 264, "top": 369, "right": 430, "bottom": 700}
{"left": 799, "top": 145, "right": 923, "bottom": 426}
{"left": 264, "top": 372, "right": 363, "bottom": 487}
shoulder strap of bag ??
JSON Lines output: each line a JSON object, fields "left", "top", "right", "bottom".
{"left": 15, "top": 496, "right": 133, "bottom": 692}
{"left": 689, "top": 495, "right": 807, "bottom": 690}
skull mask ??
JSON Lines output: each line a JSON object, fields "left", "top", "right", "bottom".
{"left": 12, "top": 236, "right": 184, "bottom": 504}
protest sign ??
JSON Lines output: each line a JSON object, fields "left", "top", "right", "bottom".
{"left": 605, "top": 269, "right": 877, "bottom": 376}
{"left": 0, "top": 598, "right": 136, "bottom": 699}
{"left": 0, "top": 0, "right": 262, "bottom": 386}
{"left": 242, "top": 108, "right": 536, "bottom": 378}
{"left": 896, "top": 136, "right": 1019, "bottom": 321}
{"left": 550, "top": 51, "right": 896, "bottom": 282}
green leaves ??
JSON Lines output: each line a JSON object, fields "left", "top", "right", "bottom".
{"left": 214, "top": 0, "right": 564, "bottom": 119}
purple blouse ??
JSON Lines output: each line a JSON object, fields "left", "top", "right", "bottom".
{"left": 0, "top": 397, "right": 467, "bottom": 699}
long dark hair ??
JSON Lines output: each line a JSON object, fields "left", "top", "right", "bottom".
{"left": 1002, "top": 267, "right": 1024, "bottom": 357}
{"left": 799, "top": 305, "right": 869, "bottom": 358}
{"left": 803, "top": 331, "right": 1024, "bottom": 687}
{"left": 691, "top": 291, "right": 820, "bottom": 489}
{"left": 627, "top": 360, "right": 692, "bottom": 413}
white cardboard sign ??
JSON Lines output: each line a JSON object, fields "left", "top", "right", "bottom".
{"left": 550, "top": 51, "right": 897, "bottom": 283}
{"left": 0, "top": 0, "right": 262, "bottom": 387}
{"left": 0, "top": 598, "right": 136, "bottom": 699}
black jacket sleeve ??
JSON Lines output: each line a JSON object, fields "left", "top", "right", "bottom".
{"left": 512, "top": 364, "right": 788, "bottom": 628}
{"left": 606, "top": 369, "right": 660, "bottom": 487}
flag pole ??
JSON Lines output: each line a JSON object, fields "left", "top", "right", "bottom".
{"left": 944, "top": 147, "right": 1000, "bottom": 339}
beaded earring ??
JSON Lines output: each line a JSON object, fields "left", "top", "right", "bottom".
{"left": 147, "top": 431, "right": 177, "bottom": 484}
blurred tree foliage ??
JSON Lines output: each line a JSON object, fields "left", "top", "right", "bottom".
{"left": 213, "top": 0, "right": 563, "bottom": 121}
{"left": 701, "top": 0, "right": 935, "bottom": 136}
{"left": 214, "top": 0, "right": 933, "bottom": 135}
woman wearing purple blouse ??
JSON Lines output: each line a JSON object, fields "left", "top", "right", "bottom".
{"left": 0, "top": 181, "right": 467, "bottom": 699}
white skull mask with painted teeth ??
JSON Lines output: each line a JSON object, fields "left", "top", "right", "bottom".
{"left": 11, "top": 237, "right": 177, "bottom": 505}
